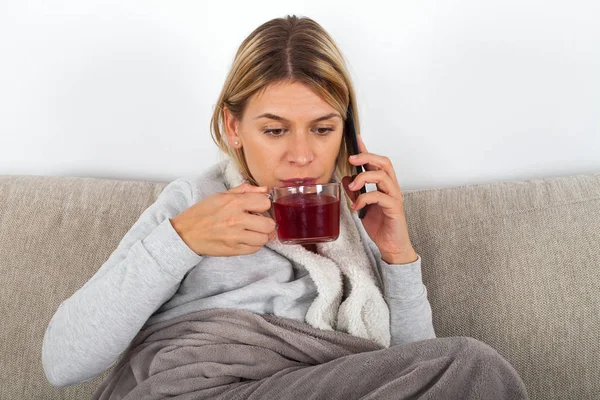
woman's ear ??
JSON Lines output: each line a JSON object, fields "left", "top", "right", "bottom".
{"left": 223, "top": 107, "right": 242, "bottom": 149}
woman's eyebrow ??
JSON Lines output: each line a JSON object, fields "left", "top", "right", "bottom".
{"left": 254, "top": 112, "right": 341, "bottom": 123}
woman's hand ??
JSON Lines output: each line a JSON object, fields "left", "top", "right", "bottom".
{"left": 343, "top": 135, "right": 418, "bottom": 265}
{"left": 170, "top": 183, "right": 276, "bottom": 257}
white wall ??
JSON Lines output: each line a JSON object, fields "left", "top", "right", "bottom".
{"left": 1, "top": 0, "right": 598, "bottom": 190}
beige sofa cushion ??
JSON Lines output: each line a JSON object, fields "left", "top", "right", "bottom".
{"left": 403, "top": 173, "right": 600, "bottom": 400}
{"left": 0, "top": 176, "right": 165, "bottom": 399}
{"left": 0, "top": 172, "right": 598, "bottom": 399}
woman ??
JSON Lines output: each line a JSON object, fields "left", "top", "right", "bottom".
{"left": 42, "top": 15, "right": 528, "bottom": 399}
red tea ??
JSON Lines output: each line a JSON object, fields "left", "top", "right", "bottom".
{"left": 273, "top": 193, "right": 340, "bottom": 244}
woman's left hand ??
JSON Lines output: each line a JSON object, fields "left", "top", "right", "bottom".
{"left": 342, "top": 135, "right": 418, "bottom": 265}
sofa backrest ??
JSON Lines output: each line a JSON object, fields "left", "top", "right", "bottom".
{"left": 403, "top": 173, "right": 600, "bottom": 400}
{"left": 0, "top": 176, "right": 165, "bottom": 399}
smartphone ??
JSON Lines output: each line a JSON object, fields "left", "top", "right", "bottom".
{"left": 345, "top": 103, "right": 367, "bottom": 219}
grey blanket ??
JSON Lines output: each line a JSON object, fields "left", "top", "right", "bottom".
{"left": 93, "top": 308, "right": 528, "bottom": 400}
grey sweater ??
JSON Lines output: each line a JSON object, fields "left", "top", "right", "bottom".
{"left": 41, "top": 162, "right": 436, "bottom": 387}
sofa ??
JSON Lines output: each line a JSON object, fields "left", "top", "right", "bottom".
{"left": 1, "top": 171, "right": 598, "bottom": 399}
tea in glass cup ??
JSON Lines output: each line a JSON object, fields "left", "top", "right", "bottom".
{"left": 270, "top": 183, "right": 341, "bottom": 245}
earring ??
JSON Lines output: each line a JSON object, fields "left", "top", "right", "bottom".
{"left": 234, "top": 141, "right": 239, "bottom": 146}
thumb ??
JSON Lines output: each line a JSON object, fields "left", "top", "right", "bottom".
{"left": 227, "top": 182, "right": 269, "bottom": 194}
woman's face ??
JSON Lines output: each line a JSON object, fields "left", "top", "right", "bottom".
{"left": 224, "top": 81, "right": 344, "bottom": 189}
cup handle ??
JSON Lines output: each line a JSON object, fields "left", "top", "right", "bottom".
{"left": 265, "top": 192, "right": 275, "bottom": 219}
{"left": 248, "top": 194, "right": 273, "bottom": 215}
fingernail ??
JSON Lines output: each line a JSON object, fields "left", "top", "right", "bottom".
{"left": 349, "top": 155, "right": 357, "bottom": 160}
{"left": 348, "top": 181, "right": 356, "bottom": 189}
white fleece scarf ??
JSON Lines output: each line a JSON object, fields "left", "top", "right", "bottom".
{"left": 222, "top": 160, "right": 391, "bottom": 348}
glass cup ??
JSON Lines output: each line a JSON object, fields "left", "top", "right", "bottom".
{"left": 268, "top": 183, "right": 341, "bottom": 245}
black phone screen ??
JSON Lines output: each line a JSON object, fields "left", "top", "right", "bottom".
{"left": 345, "top": 103, "right": 367, "bottom": 219}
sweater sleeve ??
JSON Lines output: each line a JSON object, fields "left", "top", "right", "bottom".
{"left": 41, "top": 178, "right": 204, "bottom": 387}
{"left": 368, "top": 243, "right": 436, "bottom": 346}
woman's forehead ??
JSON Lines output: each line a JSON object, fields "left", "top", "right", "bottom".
{"left": 247, "top": 82, "right": 339, "bottom": 122}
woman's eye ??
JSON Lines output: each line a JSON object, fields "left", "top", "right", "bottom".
{"left": 263, "top": 129, "right": 286, "bottom": 137}
{"left": 263, "top": 127, "right": 333, "bottom": 137}
{"left": 314, "top": 127, "right": 334, "bottom": 135}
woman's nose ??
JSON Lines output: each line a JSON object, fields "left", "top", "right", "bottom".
{"left": 287, "top": 133, "right": 315, "bottom": 166}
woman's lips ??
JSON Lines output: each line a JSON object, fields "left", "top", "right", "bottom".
{"left": 279, "top": 178, "right": 318, "bottom": 186}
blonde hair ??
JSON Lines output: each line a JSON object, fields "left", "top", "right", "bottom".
{"left": 210, "top": 15, "right": 361, "bottom": 188}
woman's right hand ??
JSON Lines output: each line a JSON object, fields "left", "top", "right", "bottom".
{"left": 169, "top": 183, "right": 276, "bottom": 257}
